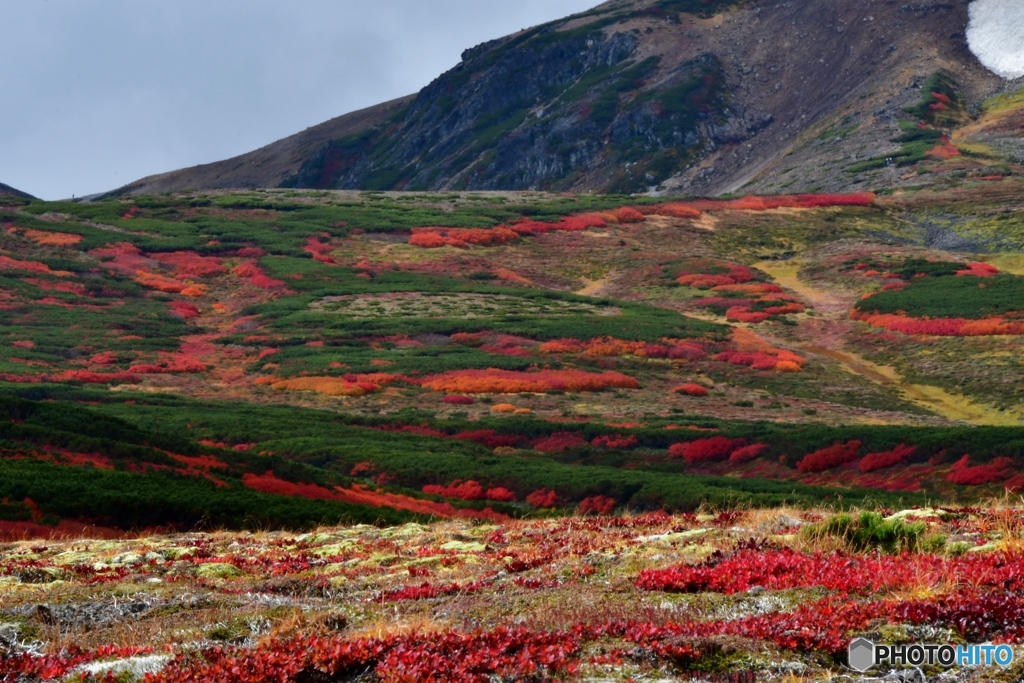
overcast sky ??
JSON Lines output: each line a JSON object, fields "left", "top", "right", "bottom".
{"left": 1, "top": 1, "right": 600, "bottom": 200}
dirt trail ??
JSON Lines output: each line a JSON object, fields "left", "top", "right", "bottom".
{"left": 575, "top": 274, "right": 612, "bottom": 297}
{"left": 757, "top": 260, "right": 1022, "bottom": 426}
{"left": 754, "top": 259, "right": 848, "bottom": 312}
{"left": 802, "top": 345, "right": 1021, "bottom": 426}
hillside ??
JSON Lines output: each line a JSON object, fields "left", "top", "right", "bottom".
{"left": 0, "top": 183, "right": 34, "bottom": 200}
{"left": 4, "top": 180, "right": 1024, "bottom": 539}
{"left": 111, "top": 0, "right": 1018, "bottom": 198}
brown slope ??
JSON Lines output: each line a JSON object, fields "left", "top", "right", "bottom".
{"left": 110, "top": 95, "right": 414, "bottom": 197}
{"left": 0, "top": 182, "right": 35, "bottom": 199}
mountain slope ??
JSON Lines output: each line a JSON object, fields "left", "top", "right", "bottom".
{"left": 111, "top": 95, "right": 414, "bottom": 197}
{"left": 0, "top": 182, "right": 35, "bottom": 199}
{"left": 112, "top": 0, "right": 1012, "bottom": 198}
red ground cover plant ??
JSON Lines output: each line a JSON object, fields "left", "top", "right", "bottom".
{"left": 956, "top": 262, "right": 999, "bottom": 278}
{"left": 591, "top": 434, "right": 639, "bottom": 449}
{"left": 577, "top": 495, "right": 617, "bottom": 515}
{"left": 728, "top": 443, "right": 770, "bottom": 464}
{"left": 408, "top": 227, "right": 520, "bottom": 248}
{"left": 851, "top": 310, "right": 1024, "bottom": 336}
{"left": 946, "top": 456, "right": 1014, "bottom": 486}
{"left": 129, "top": 353, "right": 207, "bottom": 374}
{"left": 526, "top": 489, "right": 559, "bottom": 508}
{"left": 232, "top": 260, "right": 287, "bottom": 290}
{"left": 539, "top": 337, "right": 708, "bottom": 360}
{"left": 455, "top": 429, "right": 524, "bottom": 448}
{"left": 668, "top": 436, "right": 747, "bottom": 464}
{"left": 637, "top": 547, "right": 1024, "bottom": 596}
{"left": 0, "top": 255, "right": 70, "bottom": 276}
{"left": 303, "top": 236, "right": 336, "bottom": 264}
{"left": 859, "top": 443, "right": 917, "bottom": 473}
{"left": 673, "top": 383, "right": 709, "bottom": 397}
{"left": 168, "top": 301, "right": 201, "bottom": 318}
{"left": 419, "top": 368, "right": 640, "bottom": 393}
{"left": 796, "top": 441, "right": 862, "bottom": 473}
{"left": 242, "top": 472, "right": 343, "bottom": 501}
{"left": 533, "top": 432, "right": 589, "bottom": 453}
{"left": 149, "top": 251, "right": 227, "bottom": 278}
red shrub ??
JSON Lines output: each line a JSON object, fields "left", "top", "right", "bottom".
{"left": 609, "top": 207, "right": 645, "bottom": 224}
{"left": 533, "top": 432, "right": 589, "bottom": 453}
{"left": 859, "top": 444, "right": 917, "bottom": 473}
{"left": 485, "top": 487, "right": 516, "bottom": 502}
{"left": 947, "top": 458, "right": 1014, "bottom": 486}
{"left": 729, "top": 443, "right": 769, "bottom": 464}
{"left": 527, "top": 489, "right": 559, "bottom": 508}
{"left": 129, "top": 353, "right": 207, "bottom": 374}
{"left": 422, "top": 480, "right": 485, "bottom": 501}
{"left": 668, "top": 343, "right": 707, "bottom": 360}
{"left": 592, "top": 435, "right": 639, "bottom": 449}
{"left": 956, "top": 262, "right": 999, "bottom": 277}
{"left": 408, "top": 232, "right": 447, "bottom": 248}
{"left": 455, "top": 430, "right": 524, "bottom": 449}
{"left": 168, "top": 301, "right": 201, "bottom": 318}
{"left": 577, "top": 495, "right": 617, "bottom": 515}
{"left": 442, "top": 395, "right": 475, "bottom": 405}
{"left": 420, "top": 368, "right": 640, "bottom": 394}
{"left": 797, "top": 441, "right": 862, "bottom": 473}
{"left": 1005, "top": 474, "right": 1024, "bottom": 494}
{"left": 669, "top": 437, "right": 747, "bottom": 464}
{"left": 232, "top": 261, "right": 286, "bottom": 289}
{"left": 674, "top": 384, "right": 709, "bottom": 397}
{"left": 242, "top": 472, "right": 341, "bottom": 500}
{"left": 149, "top": 251, "right": 226, "bottom": 277}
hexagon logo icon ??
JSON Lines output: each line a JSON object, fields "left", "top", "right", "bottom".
{"left": 848, "top": 638, "right": 876, "bottom": 673}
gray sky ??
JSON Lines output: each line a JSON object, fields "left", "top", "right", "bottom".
{"left": 1, "top": 0, "right": 600, "bottom": 200}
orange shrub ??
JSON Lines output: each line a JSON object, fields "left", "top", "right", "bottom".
{"left": 134, "top": 270, "right": 187, "bottom": 293}
{"left": 420, "top": 368, "right": 640, "bottom": 394}
{"left": 129, "top": 353, "right": 207, "bottom": 374}
{"left": 270, "top": 377, "right": 371, "bottom": 397}
{"left": 408, "top": 232, "right": 449, "bottom": 248}
{"left": 149, "top": 251, "right": 226, "bottom": 277}
{"left": 20, "top": 229, "right": 84, "bottom": 247}
{"left": 674, "top": 384, "right": 709, "bottom": 397}
{"left": 0, "top": 255, "right": 70, "bottom": 276}
{"left": 491, "top": 403, "right": 517, "bottom": 413}
{"left": 609, "top": 207, "right": 645, "bottom": 224}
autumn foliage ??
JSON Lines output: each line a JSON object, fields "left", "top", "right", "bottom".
{"left": 859, "top": 444, "right": 917, "bottom": 473}
{"left": 419, "top": 368, "right": 641, "bottom": 394}
{"left": 851, "top": 310, "right": 1024, "bottom": 336}
{"left": 669, "top": 437, "right": 748, "bottom": 464}
{"left": 673, "top": 383, "right": 709, "bottom": 397}
{"left": 796, "top": 441, "right": 862, "bottom": 473}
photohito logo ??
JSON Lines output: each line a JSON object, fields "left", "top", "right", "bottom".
{"left": 848, "top": 638, "right": 1015, "bottom": 672}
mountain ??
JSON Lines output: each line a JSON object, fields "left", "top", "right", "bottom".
{"left": 112, "top": 0, "right": 1015, "bottom": 198}
{"left": 0, "top": 181, "right": 35, "bottom": 199}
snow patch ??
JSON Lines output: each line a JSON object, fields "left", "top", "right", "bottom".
{"left": 967, "top": 0, "right": 1024, "bottom": 79}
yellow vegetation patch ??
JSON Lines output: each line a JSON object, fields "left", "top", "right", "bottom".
{"left": 268, "top": 377, "right": 369, "bottom": 397}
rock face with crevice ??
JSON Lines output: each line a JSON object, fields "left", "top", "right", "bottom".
{"left": 113, "top": 0, "right": 1010, "bottom": 197}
